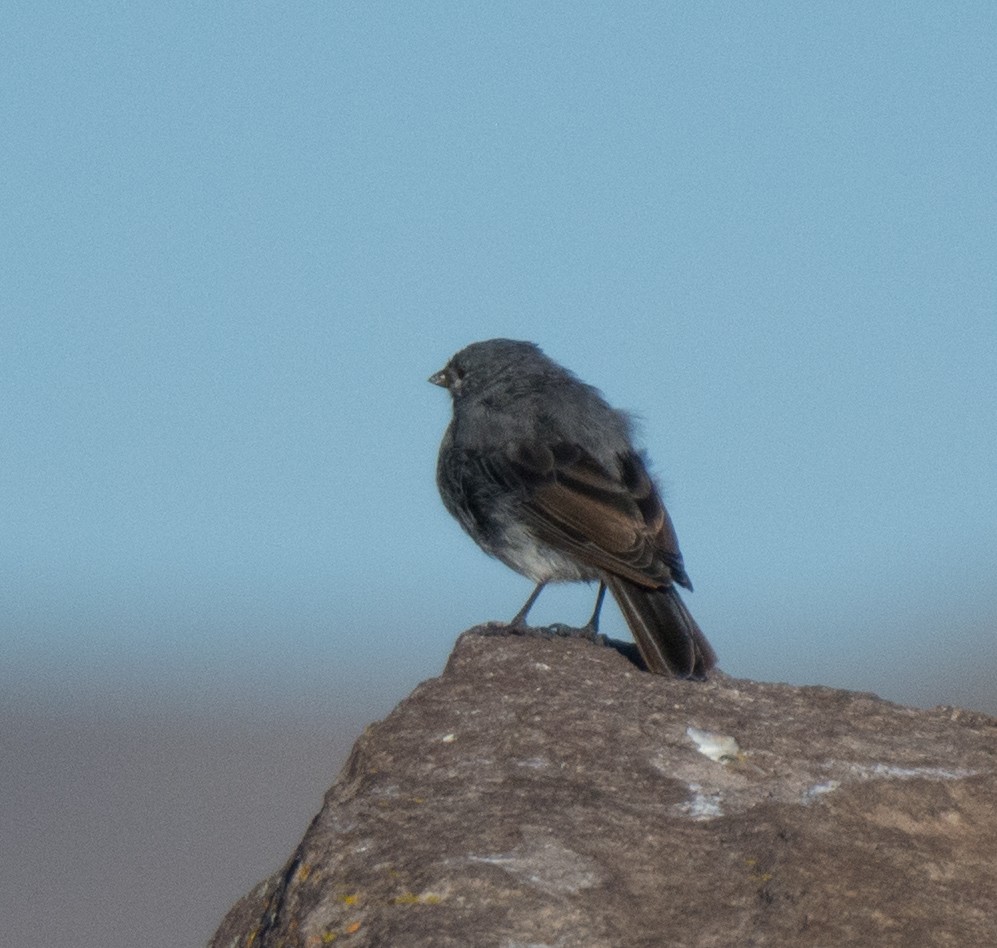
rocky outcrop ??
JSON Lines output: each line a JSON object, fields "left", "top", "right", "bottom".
{"left": 210, "top": 626, "right": 997, "bottom": 947}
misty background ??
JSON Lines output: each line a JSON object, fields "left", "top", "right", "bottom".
{"left": 3, "top": 4, "right": 995, "bottom": 945}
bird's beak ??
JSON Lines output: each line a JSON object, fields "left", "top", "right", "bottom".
{"left": 428, "top": 367, "right": 449, "bottom": 388}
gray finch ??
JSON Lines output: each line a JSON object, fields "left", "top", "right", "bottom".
{"left": 430, "top": 338, "right": 716, "bottom": 679}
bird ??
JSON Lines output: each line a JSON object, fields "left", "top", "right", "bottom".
{"left": 430, "top": 338, "right": 716, "bottom": 679}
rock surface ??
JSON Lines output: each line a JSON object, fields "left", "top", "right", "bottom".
{"left": 210, "top": 627, "right": 997, "bottom": 947}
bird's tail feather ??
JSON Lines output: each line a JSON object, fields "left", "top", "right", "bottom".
{"left": 605, "top": 577, "right": 716, "bottom": 679}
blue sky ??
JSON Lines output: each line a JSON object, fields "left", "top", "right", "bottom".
{"left": 4, "top": 2, "right": 996, "bottom": 726}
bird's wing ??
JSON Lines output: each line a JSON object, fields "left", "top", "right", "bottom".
{"left": 503, "top": 441, "right": 691, "bottom": 591}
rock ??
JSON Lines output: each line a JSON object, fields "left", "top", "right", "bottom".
{"left": 210, "top": 627, "right": 997, "bottom": 947}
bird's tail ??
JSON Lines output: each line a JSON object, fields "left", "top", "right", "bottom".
{"left": 605, "top": 577, "right": 717, "bottom": 679}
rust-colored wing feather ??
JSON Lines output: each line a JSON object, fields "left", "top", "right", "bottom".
{"left": 506, "top": 441, "right": 690, "bottom": 592}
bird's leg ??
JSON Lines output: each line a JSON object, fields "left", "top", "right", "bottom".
{"left": 582, "top": 582, "right": 607, "bottom": 633}
{"left": 500, "top": 581, "right": 606, "bottom": 647}
{"left": 509, "top": 582, "right": 546, "bottom": 627}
